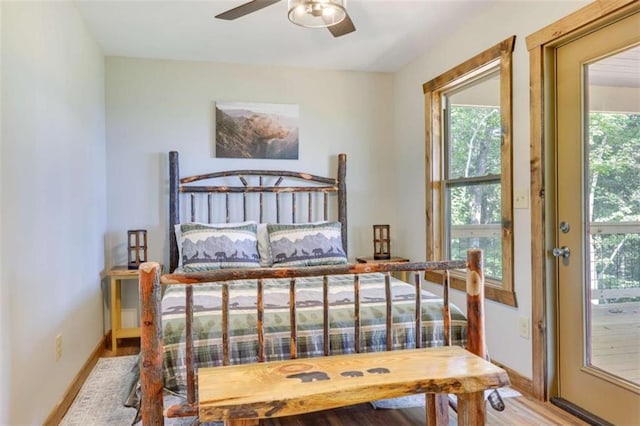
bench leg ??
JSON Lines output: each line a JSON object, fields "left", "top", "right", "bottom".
{"left": 224, "top": 419, "right": 259, "bottom": 426}
{"left": 457, "top": 391, "right": 485, "bottom": 425}
{"left": 426, "top": 394, "right": 449, "bottom": 426}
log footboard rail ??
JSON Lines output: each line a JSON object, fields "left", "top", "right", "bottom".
{"left": 139, "top": 249, "right": 505, "bottom": 425}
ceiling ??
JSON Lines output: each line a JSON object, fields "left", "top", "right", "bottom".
{"left": 74, "top": 0, "right": 494, "bottom": 73}
{"left": 589, "top": 45, "right": 640, "bottom": 88}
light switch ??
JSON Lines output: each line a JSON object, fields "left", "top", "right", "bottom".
{"left": 514, "top": 188, "right": 529, "bottom": 209}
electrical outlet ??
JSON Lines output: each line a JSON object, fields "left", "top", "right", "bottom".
{"left": 514, "top": 189, "right": 529, "bottom": 209}
{"left": 518, "top": 316, "right": 530, "bottom": 339}
{"left": 56, "top": 334, "right": 63, "bottom": 361}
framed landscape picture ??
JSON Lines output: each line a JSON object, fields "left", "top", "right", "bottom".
{"left": 215, "top": 101, "right": 299, "bottom": 159}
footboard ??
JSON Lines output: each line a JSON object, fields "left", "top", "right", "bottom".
{"left": 139, "top": 249, "right": 487, "bottom": 425}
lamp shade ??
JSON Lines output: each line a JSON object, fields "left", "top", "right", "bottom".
{"left": 288, "top": 0, "right": 346, "bottom": 28}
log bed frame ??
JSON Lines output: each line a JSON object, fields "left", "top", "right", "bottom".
{"left": 138, "top": 152, "right": 506, "bottom": 425}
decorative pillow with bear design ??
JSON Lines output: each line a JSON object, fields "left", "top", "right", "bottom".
{"left": 267, "top": 222, "right": 347, "bottom": 267}
{"left": 180, "top": 222, "right": 260, "bottom": 271}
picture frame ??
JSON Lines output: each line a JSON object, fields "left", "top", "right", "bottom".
{"left": 214, "top": 101, "right": 299, "bottom": 159}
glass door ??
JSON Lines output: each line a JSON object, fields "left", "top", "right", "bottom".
{"left": 586, "top": 46, "right": 640, "bottom": 385}
{"left": 555, "top": 12, "right": 640, "bottom": 425}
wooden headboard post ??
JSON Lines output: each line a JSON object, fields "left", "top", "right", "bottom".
{"left": 169, "top": 151, "right": 181, "bottom": 273}
{"left": 337, "top": 153, "right": 348, "bottom": 257}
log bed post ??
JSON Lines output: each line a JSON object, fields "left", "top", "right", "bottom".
{"left": 139, "top": 262, "right": 164, "bottom": 425}
{"left": 459, "top": 248, "right": 487, "bottom": 424}
{"left": 466, "top": 248, "right": 486, "bottom": 359}
{"left": 337, "top": 153, "right": 347, "bottom": 256}
{"left": 169, "top": 151, "right": 180, "bottom": 273}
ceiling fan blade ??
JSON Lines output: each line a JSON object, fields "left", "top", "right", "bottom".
{"left": 215, "top": 0, "right": 281, "bottom": 21}
{"left": 327, "top": 12, "right": 356, "bottom": 37}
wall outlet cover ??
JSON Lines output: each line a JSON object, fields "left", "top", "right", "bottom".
{"left": 518, "top": 316, "right": 530, "bottom": 339}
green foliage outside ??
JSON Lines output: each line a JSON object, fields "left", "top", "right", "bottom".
{"left": 588, "top": 112, "right": 640, "bottom": 298}
{"left": 446, "top": 107, "right": 640, "bottom": 295}
{"left": 447, "top": 105, "right": 502, "bottom": 279}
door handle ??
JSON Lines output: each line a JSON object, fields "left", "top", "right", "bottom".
{"left": 552, "top": 246, "right": 571, "bottom": 259}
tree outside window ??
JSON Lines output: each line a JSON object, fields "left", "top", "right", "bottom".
{"left": 423, "top": 36, "right": 516, "bottom": 306}
{"left": 588, "top": 112, "right": 640, "bottom": 303}
{"left": 447, "top": 99, "right": 502, "bottom": 280}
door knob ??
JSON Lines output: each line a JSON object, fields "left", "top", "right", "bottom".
{"left": 552, "top": 246, "right": 571, "bottom": 259}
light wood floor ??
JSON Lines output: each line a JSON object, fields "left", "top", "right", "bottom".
{"left": 261, "top": 395, "right": 588, "bottom": 426}
{"left": 106, "top": 340, "right": 588, "bottom": 426}
{"left": 591, "top": 301, "right": 640, "bottom": 384}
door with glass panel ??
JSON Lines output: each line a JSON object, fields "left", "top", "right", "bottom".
{"left": 555, "top": 12, "right": 640, "bottom": 425}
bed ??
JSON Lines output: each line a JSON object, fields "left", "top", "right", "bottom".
{"left": 137, "top": 151, "right": 490, "bottom": 424}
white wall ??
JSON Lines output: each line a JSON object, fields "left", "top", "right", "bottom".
{"left": 392, "top": 0, "right": 589, "bottom": 379}
{"left": 1, "top": 1, "right": 106, "bottom": 423}
{"left": 0, "top": 1, "right": 7, "bottom": 420}
{"left": 105, "top": 57, "right": 395, "bottom": 269}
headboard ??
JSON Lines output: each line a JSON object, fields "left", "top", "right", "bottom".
{"left": 168, "top": 151, "right": 347, "bottom": 272}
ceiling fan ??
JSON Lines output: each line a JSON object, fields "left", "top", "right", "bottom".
{"left": 215, "top": 0, "right": 356, "bottom": 38}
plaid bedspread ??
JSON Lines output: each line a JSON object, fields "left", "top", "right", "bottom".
{"left": 161, "top": 273, "right": 467, "bottom": 392}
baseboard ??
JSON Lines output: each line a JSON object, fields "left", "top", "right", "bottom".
{"left": 43, "top": 335, "right": 107, "bottom": 426}
{"left": 491, "top": 359, "right": 534, "bottom": 398}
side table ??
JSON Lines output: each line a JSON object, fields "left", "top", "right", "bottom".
{"left": 107, "top": 266, "right": 142, "bottom": 352}
{"left": 356, "top": 256, "right": 410, "bottom": 282}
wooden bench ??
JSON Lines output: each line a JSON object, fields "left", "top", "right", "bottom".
{"left": 198, "top": 346, "right": 510, "bottom": 426}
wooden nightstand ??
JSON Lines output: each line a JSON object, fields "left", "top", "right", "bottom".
{"left": 356, "top": 256, "right": 410, "bottom": 264}
{"left": 107, "top": 266, "right": 143, "bottom": 352}
{"left": 356, "top": 256, "right": 410, "bottom": 282}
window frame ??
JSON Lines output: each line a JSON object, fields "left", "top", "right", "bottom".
{"left": 423, "top": 36, "right": 517, "bottom": 307}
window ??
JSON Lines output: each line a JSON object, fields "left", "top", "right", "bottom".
{"left": 423, "top": 36, "right": 517, "bottom": 306}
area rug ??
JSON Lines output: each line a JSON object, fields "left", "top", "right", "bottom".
{"left": 61, "top": 355, "right": 519, "bottom": 425}
{"left": 60, "top": 356, "right": 222, "bottom": 426}
{"left": 60, "top": 356, "right": 139, "bottom": 426}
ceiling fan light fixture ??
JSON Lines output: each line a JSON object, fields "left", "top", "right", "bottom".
{"left": 288, "top": 0, "right": 346, "bottom": 28}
